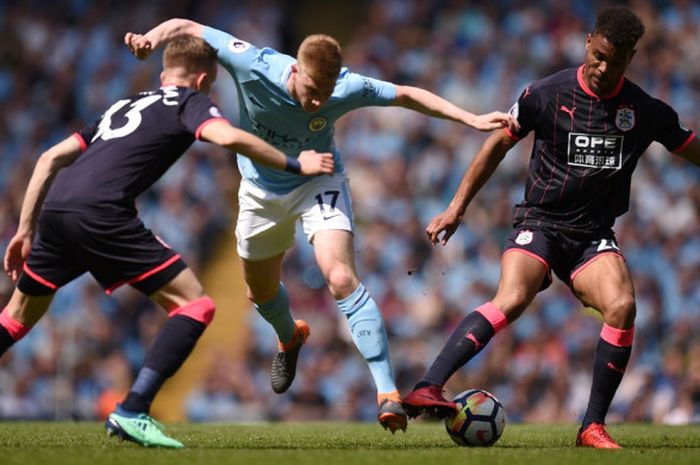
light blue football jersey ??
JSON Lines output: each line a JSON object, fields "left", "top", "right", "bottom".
{"left": 202, "top": 27, "right": 397, "bottom": 194}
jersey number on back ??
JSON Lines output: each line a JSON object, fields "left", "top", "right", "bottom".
{"left": 91, "top": 94, "right": 162, "bottom": 142}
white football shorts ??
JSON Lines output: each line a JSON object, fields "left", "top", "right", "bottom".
{"left": 235, "top": 173, "right": 355, "bottom": 261}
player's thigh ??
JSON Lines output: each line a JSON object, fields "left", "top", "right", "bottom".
{"left": 571, "top": 253, "right": 635, "bottom": 322}
{"left": 312, "top": 229, "right": 358, "bottom": 299}
{"left": 5, "top": 288, "right": 54, "bottom": 327}
{"left": 312, "top": 229, "right": 357, "bottom": 278}
{"left": 240, "top": 253, "right": 285, "bottom": 303}
{"left": 492, "top": 249, "right": 549, "bottom": 320}
{"left": 149, "top": 267, "right": 205, "bottom": 311}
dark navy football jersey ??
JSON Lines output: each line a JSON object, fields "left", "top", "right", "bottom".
{"left": 506, "top": 65, "right": 695, "bottom": 234}
{"left": 44, "top": 86, "right": 226, "bottom": 214}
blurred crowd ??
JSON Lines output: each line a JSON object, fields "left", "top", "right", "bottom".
{"left": 2, "top": 0, "right": 700, "bottom": 426}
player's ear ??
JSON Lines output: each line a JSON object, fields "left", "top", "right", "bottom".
{"left": 195, "top": 72, "right": 207, "bottom": 91}
{"left": 585, "top": 33, "right": 592, "bottom": 50}
{"left": 159, "top": 70, "right": 168, "bottom": 85}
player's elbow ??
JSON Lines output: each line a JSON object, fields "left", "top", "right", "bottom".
{"left": 37, "top": 149, "right": 65, "bottom": 174}
{"left": 392, "top": 85, "right": 414, "bottom": 107}
{"left": 166, "top": 18, "right": 204, "bottom": 37}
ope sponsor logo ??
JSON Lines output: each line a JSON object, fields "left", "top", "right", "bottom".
{"left": 567, "top": 132, "right": 623, "bottom": 169}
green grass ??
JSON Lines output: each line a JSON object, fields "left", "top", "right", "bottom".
{"left": 1, "top": 421, "right": 699, "bottom": 465}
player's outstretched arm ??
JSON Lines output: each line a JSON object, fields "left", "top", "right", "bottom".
{"left": 199, "top": 120, "right": 334, "bottom": 175}
{"left": 125, "top": 19, "right": 205, "bottom": 60}
{"left": 392, "top": 85, "right": 520, "bottom": 132}
{"left": 4, "top": 136, "right": 82, "bottom": 281}
{"left": 426, "top": 130, "right": 516, "bottom": 246}
{"left": 676, "top": 137, "right": 700, "bottom": 167}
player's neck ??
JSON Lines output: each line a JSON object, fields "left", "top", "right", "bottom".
{"left": 286, "top": 73, "right": 298, "bottom": 102}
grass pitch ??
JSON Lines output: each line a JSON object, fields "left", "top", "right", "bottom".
{"left": 1, "top": 421, "right": 699, "bottom": 465}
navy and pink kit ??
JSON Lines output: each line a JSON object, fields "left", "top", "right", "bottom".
{"left": 18, "top": 86, "right": 226, "bottom": 296}
{"left": 503, "top": 65, "right": 695, "bottom": 287}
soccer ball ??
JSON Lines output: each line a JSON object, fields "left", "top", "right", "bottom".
{"left": 444, "top": 389, "right": 506, "bottom": 447}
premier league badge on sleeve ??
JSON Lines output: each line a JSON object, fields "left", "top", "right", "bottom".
{"left": 615, "top": 106, "right": 635, "bottom": 132}
{"left": 228, "top": 39, "right": 251, "bottom": 54}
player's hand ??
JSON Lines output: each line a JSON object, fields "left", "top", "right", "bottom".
{"left": 3, "top": 232, "right": 32, "bottom": 283}
{"left": 470, "top": 112, "right": 521, "bottom": 133}
{"left": 297, "top": 150, "right": 335, "bottom": 175}
{"left": 124, "top": 32, "right": 153, "bottom": 60}
{"left": 426, "top": 208, "right": 463, "bottom": 246}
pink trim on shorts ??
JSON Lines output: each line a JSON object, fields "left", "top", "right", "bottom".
{"left": 22, "top": 263, "right": 58, "bottom": 290}
{"left": 475, "top": 302, "right": 508, "bottom": 333}
{"left": 105, "top": 254, "right": 182, "bottom": 295}
{"left": 569, "top": 251, "right": 623, "bottom": 283}
{"left": 168, "top": 296, "right": 216, "bottom": 326}
{"left": 601, "top": 323, "right": 634, "bottom": 347}
{"left": 195, "top": 117, "right": 228, "bottom": 140}
{"left": 503, "top": 247, "right": 550, "bottom": 270}
{"left": 0, "top": 308, "right": 31, "bottom": 340}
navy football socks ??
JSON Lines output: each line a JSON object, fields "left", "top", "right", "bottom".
{"left": 120, "top": 315, "right": 205, "bottom": 413}
{"left": 582, "top": 338, "right": 632, "bottom": 427}
{"left": 420, "top": 311, "right": 496, "bottom": 387}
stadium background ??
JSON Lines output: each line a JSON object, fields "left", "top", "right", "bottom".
{"left": 1, "top": 0, "right": 699, "bottom": 425}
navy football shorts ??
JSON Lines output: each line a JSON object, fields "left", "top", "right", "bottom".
{"left": 18, "top": 210, "right": 187, "bottom": 296}
{"left": 503, "top": 225, "right": 624, "bottom": 290}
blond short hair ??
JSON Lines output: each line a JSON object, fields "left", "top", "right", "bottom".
{"left": 297, "top": 34, "right": 342, "bottom": 83}
{"left": 163, "top": 35, "right": 218, "bottom": 73}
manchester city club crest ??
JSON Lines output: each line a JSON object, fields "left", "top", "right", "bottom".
{"left": 615, "top": 106, "right": 635, "bottom": 131}
{"left": 308, "top": 117, "right": 328, "bottom": 132}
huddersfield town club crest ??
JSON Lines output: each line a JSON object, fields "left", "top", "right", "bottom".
{"left": 615, "top": 106, "right": 635, "bottom": 131}
{"left": 515, "top": 229, "right": 533, "bottom": 245}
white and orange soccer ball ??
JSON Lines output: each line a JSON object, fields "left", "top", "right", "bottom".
{"left": 444, "top": 389, "right": 506, "bottom": 447}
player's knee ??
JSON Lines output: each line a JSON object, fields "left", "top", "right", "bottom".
{"left": 168, "top": 295, "right": 216, "bottom": 327}
{"left": 325, "top": 266, "right": 358, "bottom": 299}
{"left": 604, "top": 294, "right": 636, "bottom": 327}
{"left": 495, "top": 287, "right": 535, "bottom": 318}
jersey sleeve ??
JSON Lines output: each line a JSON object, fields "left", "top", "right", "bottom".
{"left": 202, "top": 26, "right": 258, "bottom": 75}
{"left": 180, "top": 92, "right": 229, "bottom": 139}
{"left": 505, "top": 85, "right": 541, "bottom": 141}
{"left": 73, "top": 118, "right": 100, "bottom": 150}
{"left": 651, "top": 99, "right": 696, "bottom": 153}
{"left": 341, "top": 71, "right": 397, "bottom": 108}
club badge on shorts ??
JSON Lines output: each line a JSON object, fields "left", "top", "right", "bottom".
{"left": 515, "top": 229, "right": 533, "bottom": 245}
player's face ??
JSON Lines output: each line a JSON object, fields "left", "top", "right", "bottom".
{"left": 291, "top": 66, "right": 335, "bottom": 113}
{"left": 584, "top": 33, "right": 635, "bottom": 96}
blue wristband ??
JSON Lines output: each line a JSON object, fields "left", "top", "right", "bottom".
{"left": 285, "top": 157, "right": 301, "bottom": 174}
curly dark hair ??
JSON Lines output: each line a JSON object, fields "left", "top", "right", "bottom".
{"left": 594, "top": 6, "right": 645, "bottom": 50}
